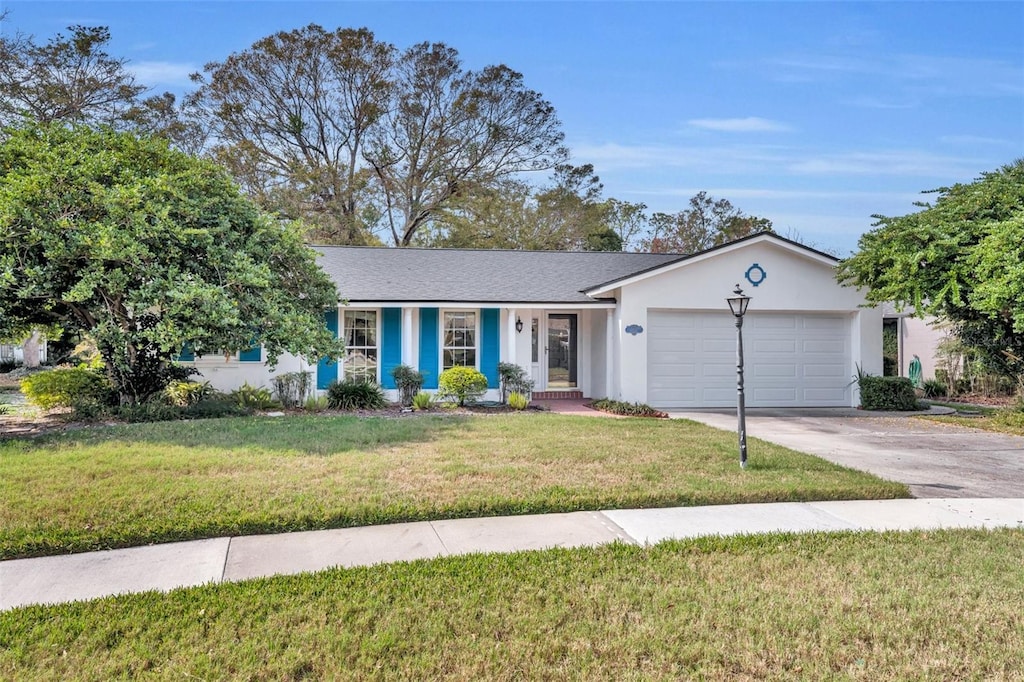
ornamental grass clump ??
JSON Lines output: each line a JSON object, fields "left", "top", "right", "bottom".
{"left": 327, "top": 379, "right": 387, "bottom": 410}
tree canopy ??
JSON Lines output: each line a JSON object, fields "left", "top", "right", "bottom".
{"left": 191, "top": 24, "right": 567, "bottom": 246}
{"left": 639, "top": 191, "right": 774, "bottom": 254}
{"left": 0, "top": 123, "right": 343, "bottom": 404}
{"left": 836, "top": 160, "right": 1024, "bottom": 385}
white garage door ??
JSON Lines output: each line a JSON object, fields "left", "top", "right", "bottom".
{"left": 647, "top": 311, "right": 851, "bottom": 408}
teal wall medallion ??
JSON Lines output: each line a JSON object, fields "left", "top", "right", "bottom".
{"left": 745, "top": 263, "right": 766, "bottom": 287}
{"left": 625, "top": 324, "right": 644, "bottom": 336}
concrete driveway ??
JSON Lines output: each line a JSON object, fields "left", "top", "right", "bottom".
{"left": 669, "top": 408, "right": 1024, "bottom": 499}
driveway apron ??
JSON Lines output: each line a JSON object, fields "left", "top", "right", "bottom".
{"left": 668, "top": 408, "right": 1024, "bottom": 499}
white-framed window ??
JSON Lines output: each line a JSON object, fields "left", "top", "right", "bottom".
{"left": 442, "top": 310, "right": 477, "bottom": 370}
{"left": 343, "top": 310, "right": 378, "bottom": 382}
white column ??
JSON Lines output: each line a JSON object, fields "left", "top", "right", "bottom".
{"left": 605, "top": 309, "right": 615, "bottom": 399}
{"left": 506, "top": 308, "right": 518, "bottom": 364}
{"left": 402, "top": 307, "right": 413, "bottom": 366}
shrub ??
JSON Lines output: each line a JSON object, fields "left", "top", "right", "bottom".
{"left": 922, "top": 378, "right": 948, "bottom": 399}
{"left": 116, "top": 401, "right": 184, "bottom": 423}
{"left": 303, "top": 395, "right": 329, "bottom": 412}
{"left": 20, "top": 367, "right": 114, "bottom": 409}
{"left": 437, "top": 366, "right": 489, "bottom": 406}
{"left": 589, "top": 398, "right": 668, "bottom": 418}
{"left": 0, "top": 360, "right": 18, "bottom": 373}
{"left": 229, "top": 383, "right": 277, "bottom": 410}
{"left": 411, "top": 391, "right": 433, "bottom": 411}
{"left": 498, "top": 362, "right": 534, "bottom": 403}
{"left": 164, "top": 380, "right": 215, "bottom": 407}
{"left": 507, "top": 391, "right": 530, "bottom": 410}
{"left": 327, "top": 379, "right": 387, "bottom": 410}
{"left": 391, "top": 364, "right": 425, "bottom": 407}
{"left": 181, "top": 398, "right": 249, "bottom": 420}
{"left": 858, "top": 375, "right": 921, "bottom": 411}
{"left": 272, "top": 371, "right": 312, "bottom": 408}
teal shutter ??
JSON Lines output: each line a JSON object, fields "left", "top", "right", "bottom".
{"left": 419, "top": 307, "right": 439, "bottom": 389}
{"left": 177, "top": 343, "right": 195, "bottom": 362}
{"left": 381, "top": 308, "right": 402, "bottom": 389}
{"left": 480, "top": 308, "right": 500, "bottom": 389}
{"left": 239, "top": 345, "right": 261, "bottom": 362}
{"left": 317, "top": 309, "right": 340, "bottom": 390}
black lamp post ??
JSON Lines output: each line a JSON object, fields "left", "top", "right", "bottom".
{"left": 726, "top": 284, "right": 751, "bottom": 469}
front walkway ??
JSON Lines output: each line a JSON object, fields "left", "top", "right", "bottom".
{"left": 3, "top": 498, "right": 1021, "bottom": 611}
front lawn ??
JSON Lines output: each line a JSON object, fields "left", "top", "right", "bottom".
{"left": 922, "top": 402, "right": 1024, "bottom": 436}
{"left": 0, "top": 413, "right": 908, "bottom": 559}
{"left": 1, "top": 529, "right": 1020, "bottom": 679}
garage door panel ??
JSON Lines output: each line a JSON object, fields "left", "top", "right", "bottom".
{"left": 752, "top": 338, "right": 797, "bottom": 353}
{"left": 803, "top": 338, "right": 846, "bottom": 354}
{"left": 754, "top": 363, "right": 797, "bottom": 378}
{"left": 648, "top": 310, "right": 851, "bottom": 408}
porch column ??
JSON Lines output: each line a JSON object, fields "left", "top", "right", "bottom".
{"left": 605, "top": 309, "right": 615, "bottom": 399}
{"left": 402, "top": 307, "right": 414, "bottom": 366}
{"left": 506, "top": 308, "right": 517, "bottom": 364}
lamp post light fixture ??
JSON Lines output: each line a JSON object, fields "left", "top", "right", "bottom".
{"left": 726, "top": 284, "right": 751, "bottom": 469}
{"left": 515, "top": 316, "right": 524, "bottom": 334}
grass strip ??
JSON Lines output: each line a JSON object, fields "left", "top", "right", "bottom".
{"left": 0, "top": 413, "right": 908, "bottom": 559}
{"left": 1, "top": 528, "right": 1021, "bottom": 680}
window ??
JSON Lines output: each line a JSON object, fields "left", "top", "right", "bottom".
{"left": 443, "top": 311, "right": 477, "bottom": 369}
{"left": 343, "top": 310, "right": 378, "bottom": 382}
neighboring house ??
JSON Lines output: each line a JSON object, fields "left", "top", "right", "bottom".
{"left": 183, "top": 233, "right": 882, "bottom": 408}
{"left": 0, "top": 334, "right": 47, "bottom": 367}
{"left": 881, "top": 304, "right": 950, "bottom": 383}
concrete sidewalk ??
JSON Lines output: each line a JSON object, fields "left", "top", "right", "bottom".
{"left": 3, "top": 498, "right": 1021, "bottom": 611}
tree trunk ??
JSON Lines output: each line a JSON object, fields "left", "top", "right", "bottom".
{"left": 22, "top": 330, "right": 42, "bottom": 368}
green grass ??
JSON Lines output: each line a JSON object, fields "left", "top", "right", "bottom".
{"left": 922, "top": 402, "right": 1024, "bottom": 436}
{"left": 0, "top": 414, "right": 908, "bottom": 559}
{"left": 2, "top": 529, "right": 1021, "bottom": 680}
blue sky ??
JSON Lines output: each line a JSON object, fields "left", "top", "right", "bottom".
{"left": 3, "top": 1, "right": 1022, "bottom": 254}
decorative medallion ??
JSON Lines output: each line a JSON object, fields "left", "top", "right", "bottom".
{"left": 745, "top": 263, "right": 766, "bottom": 287}
{"left": 625, "top": 324, "right": 644, "bottom": 336}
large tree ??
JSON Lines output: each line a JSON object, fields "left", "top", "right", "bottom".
{"left": 0, "top": 123, "right": 343, "bottom": 404}
{"left": 0, "top": 24, "right": 144, "bottom": 127}
{"left": 639, "top": 191, "right": 773, "bottom": 254}
{"left": 836, "top": 160, "right": 1024, "bottom": 388}
{"left": 422, "top": 164, "right": 627, "bottom": 251}
{"left": 192, "top": 25, "right": 567, "bottom": 246}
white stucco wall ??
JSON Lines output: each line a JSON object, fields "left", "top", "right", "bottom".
{"left": 606, "top": 239, "right": 879, "bottom": 407}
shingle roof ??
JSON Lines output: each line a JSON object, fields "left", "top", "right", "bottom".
{"left": 311, "top": 246, "right": 683, "bottom": 304}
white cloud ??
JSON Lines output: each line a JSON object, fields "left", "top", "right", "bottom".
{"left": 687, "top": 117, "right": 792, "bottom": 133}
{"left": 788, "top": 151, "right": 985, "bottom": 178}
{"left": 130, "top": 61, "right": 198, "bottom": 88}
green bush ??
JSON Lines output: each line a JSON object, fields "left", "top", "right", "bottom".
{"left": 589, "top": 398, "right": 668, "bottom": 418}
{"left": 303, "top": 395, "right": 329, "bottom": 412}
{"left": 327, "top": 379, "right": 387, "bottom": 410}
{"left": 437, "top": 366, "right": 489, "bottom": 406}
{"left": 164, "top": 380, "right": 216, "bottom": 407}
{"left": 115, "top": 397, "right": 249, "bottom": 423}
{"left": 411, "top": 391, "right": 433, "bottom": 411}
{"left": 858, "top": 375, "right": 921, "bottom": 411}
{"left": 272, "top": 371, "right": 312, "bottom": 408}
{"left": 922, "top": 378, "right": 948, "bottom": 399}
{"left": 20, "top": 367, "right": 114, "bottom": 409}
{"left": 507, "top": 391, "right": 530, "bottom": 410}
{"left": 498, "top": 362, "right": 534, "bottom": 403}
{"left": 229, "top": 383, "right": 277, "bottom": 410}
{"left": 391, "top": 364, "right": 425, "bottom": 407}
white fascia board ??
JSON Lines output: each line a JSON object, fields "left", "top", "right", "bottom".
{"left": 340, "top": 301, "right": 617, "bottom": 310}
{"left": 583, "top": 234, "right": 839, "bottom": 297}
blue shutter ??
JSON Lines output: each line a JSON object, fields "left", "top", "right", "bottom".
{"left": 177, "top": 343, "right": 195, "bottom": 362}
{"left": 380, "top": 308, "right": 402, "bottom": 389}
{"left": 419, "top": 307, "right": 439, "bottom": 389}
{"left": 239, "top": 344, "right": 261, "bottom": 362}
{"left": 317, "top": 309, "right": 340, "bottom": 390}
{"left": 480, "top": 308, "right": 500, "bottom": 389}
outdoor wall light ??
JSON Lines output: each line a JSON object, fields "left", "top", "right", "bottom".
{"left": 726, "top": 284, "right": 751, "bottom": 468}
{"left": 515, "top": 316, "right": 524, "bottom": 334}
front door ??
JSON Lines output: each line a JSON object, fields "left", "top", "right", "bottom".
{"left": 546, "top": 313, "right": 578, "bottom": 388}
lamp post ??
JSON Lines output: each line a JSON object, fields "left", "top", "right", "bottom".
{"left": 726, "top": 285, "right": 751, "bottom": 469}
